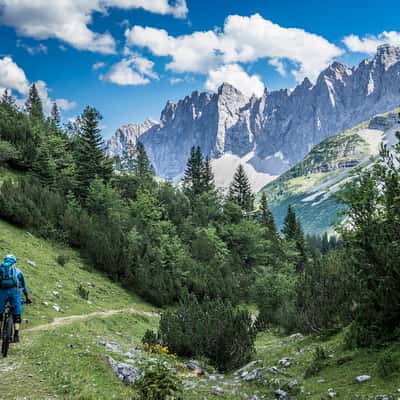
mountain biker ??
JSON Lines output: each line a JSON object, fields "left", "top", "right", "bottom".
{"left": 0, "top": 255, "right": 31, "bottom": 343}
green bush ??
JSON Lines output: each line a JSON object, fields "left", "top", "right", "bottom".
{"left": 376, "top": 350, "right": 399, "bottom": 378}
{"left": 304, "top": 346, "right": 328, "bottom": 378}
{"left": 142, "top": 329, "right": 160, "bottom": 347}
{"left": 253, "top": 270, "right": 297, "bottom": 332}
{"left": 159, "top": 294, "right": 256, "bottom": 371}
{"left": 56, "top": 254, "right": 70, "bottom": 266}
{"left": 77, "top": 284, "right": 89, "bottom": 300}
{"left": 135, "top": 361, "right": 182, "bottom": 400}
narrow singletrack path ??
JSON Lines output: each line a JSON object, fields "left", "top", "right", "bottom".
{"left": 26, "top": 308, "right": 159, "bottom": 332}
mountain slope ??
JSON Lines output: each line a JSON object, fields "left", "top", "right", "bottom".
{"left": 260, "top": 109, "right": 400, "bottom": 235}
{"left": 1, "top": 187, "right": 400, "bottom": 399}
{"left": 108, "top": 44, "right": 400, "bottom": 191}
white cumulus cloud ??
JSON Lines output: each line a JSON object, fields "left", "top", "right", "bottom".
{"left": 34, "top": 80, "right": 77, "bottom": 114}
{"left": 343, "top": 31, "right": 400, "bottom": 54}
{"left": 0, "top": 0, "right": 188, "bottom": 54}
{"left": 268, "top": 58, "right": 287, "bottom": 77}
{"left": 100, "top": 55, "right": 158, "bottom": 86}
{"left": 205, "top": 64, "right": 265, "bottom": 97}
{"left": 0, "top": 56, "right": 30, "bottom": 94}
{"left": 125, "top": 13, "right": 342, "bottom": 83}
{"left": 0, "top": 56, "right": 75, "bottom": 113}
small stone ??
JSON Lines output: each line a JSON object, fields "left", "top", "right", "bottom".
{"left": 53, "top": 304, "right": 61, "bottom": 312}
{"left": 107, "top": 356, "right": 141, "bottom": 385}
{"left": 212, "top": 386, "right": 224, "bottom": 396}
{"left": 52, "top": 291, "right": 60, "bottom": 298}
{"left": 187, "top": 360, "right": 201, "bottom": 371}
{"left": 275, "top": 389, "right": 287, "bottom": 399}
{"left": 328, "top": 391, "right": 336, "bottom": 398}
{"left": 56, "top": 283, "right": 63, "bottom": 289}
{"left": 278, "top": 357, "right": 291, "bottom": 367}
{"left": 26, "top": 259, "right": 36, "bottom": 267}
{"left": 287, "top": 380, "right": 299, "bottom": 389}
{"left": 355, "top": 375, "right": 371, "bottom": 383}
{"left": 42, "top": 301, "right": 49, "bottom": 306}
{"left": 242, "top": 368, "right": 261, "bottom": 381}
{"left": 289, "top": 333, "right": 304, "bottom": 340}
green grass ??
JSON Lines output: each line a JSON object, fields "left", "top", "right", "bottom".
{"left": 255, "top": 330, "right": 400, "bottom": 399}
{"left": 0, "top": 218, "right": 155, "bottom": 328}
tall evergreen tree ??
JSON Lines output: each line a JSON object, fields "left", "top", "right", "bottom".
{"left": 25, "top": 83, "right": 44, "bottom": 122}
{"left": 282, "top": 204, "right": 298, "bottom": 241}
{"left": 74, "top": 106, "right": 110, "bottom": 199}
{"left": 202, "top": 156, "right": 215, "bottom": 193}
{"left": 283, "top": 205, "right": 307, "bottom": 271}
{"left": 259, "top": 192, "right": 278, "bottom": 239}
{"left": 1, "top": 89, "right": 16, "bottom": 109}
{"left": 228, "top": 164, "right": 254, "bottom": 212}
{"left": 50, "top": 102, "right": 61, "bottom": 127}
{"left": 134, "top": 141, "right": 154, "bottom": 178}
{"left": 183, "top": 146, "right": 205, "bottom": 197}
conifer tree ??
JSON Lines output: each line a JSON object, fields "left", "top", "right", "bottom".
{"left": 120, "top": 141, "right": 136, "bottom": 173}
{"left": 282, "top": 204, "right": 298, "bottom": 241}
{"left": 50, "top": 102, "right": 61, "bottom": 127}
{"left": 183, "top": 146, "right": 205, "bottom": 197}
{"left": 228, "top": 164, "right": 254, "bottom": 212}
{"left": 259, "top": 192, "right": 278, "bottom": 239}
{"left": 74, "top": 106, "right": 110, "bottom": 199}
{"left": 283, "top": 205, "right": 307, "bottom": 271}
{"left": 134, "top": 141, "right": 155, "bottom": 178}
{"left": 202, "top": 156, "right": 215, "bottom": 193}
{"left": 25, "top": 83, "right": 44, "bottom": 122}
{"left": 1, "top": 89, "right": 16, "bottom": 109}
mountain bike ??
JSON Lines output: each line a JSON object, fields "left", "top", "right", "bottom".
{"left": 2, "top": 302, "right": 15, "bottom": 357}
{"left": 1, "top": 300, "right": 30, "bottom": 358}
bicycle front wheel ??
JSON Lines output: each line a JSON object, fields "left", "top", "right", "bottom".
{"left": 2, "top": 317, "right": 13, "bottom": 357}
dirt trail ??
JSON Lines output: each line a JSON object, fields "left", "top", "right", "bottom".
{"left": 26, "top": 308, "right": 159, "bottom": 332}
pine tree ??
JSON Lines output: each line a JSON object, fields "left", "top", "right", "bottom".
{"left": 259, "top": 192, "right": 278, "bottom": 239}
{"left": 134, "top": 141, "right": 155, "bottom": 179}
{"left": 202, "top": 156, "right": 215, "bottom": 193}
{"left": 119, "top": 141, "right": 136, "bottom": 173}
{"left": 25, "top": 83, "right": 44, "bottom": 122}
{"left": 1, "top": 89, "right": 16, "bottom": 109}
{"left": 50, "top": 102, "right": 61, "bottom": 127}
{"left": 74, "top": 106, "right": 110, "bottom": 199}
{"left": 228, "top": 164, "right": 254, "bottom": 212}
{"left": 283, "top": 205, "right": 307, "bottom": 271}
{"left": 183, "top": 146, "right": 205, "bottom": 197}
{"left": 282, "top": 204, "right": 298, "bottom": 241}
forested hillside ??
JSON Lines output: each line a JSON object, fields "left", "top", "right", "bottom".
{"left": 1, "top": 86, "right": 400, "bottom": 399}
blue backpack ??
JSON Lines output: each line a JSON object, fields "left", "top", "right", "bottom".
{"left": 0, "top": 261, "right": 18, "bottom": 289}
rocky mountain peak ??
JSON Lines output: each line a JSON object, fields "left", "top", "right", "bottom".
{"left": 375, "top": 44, "right": 400, "bottom": 69}
{"left": 108, "top": 45, "right": 400, "bottom": 189}
{"left": 218, "top": 82, "right": 246, "bottom": 98}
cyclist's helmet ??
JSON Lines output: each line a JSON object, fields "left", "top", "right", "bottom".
{"left": 4, "top": 254, "right": 17, "bottom": 264}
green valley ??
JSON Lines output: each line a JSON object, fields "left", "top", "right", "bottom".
{"left": 261, "top": 109, "right": 400, "bottom": 235}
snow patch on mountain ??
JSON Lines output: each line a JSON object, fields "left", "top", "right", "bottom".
{"left": 211, "top": 152, "right": 276, "bottom": 192}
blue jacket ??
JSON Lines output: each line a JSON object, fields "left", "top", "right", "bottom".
{"left": 14, "top": 267, "right": 29, "bottom": 297}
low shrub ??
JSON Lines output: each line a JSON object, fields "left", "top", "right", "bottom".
{"left": 56, "top": 254, "right": 70, "bottom": 266}
{"left": 77, "top": 284, "right": 89, "bottom": 300}
{"left": 142, "top": 329, "right": 160, "bottom": 347}
{"left": 135, "top": 361, "right": 182, "bottom": 400}
{"left": 158, "top": 294, "right": 256, "bottom": 372}
{"left": 304, "top": 346, "right": 328, "bottom": 378}
{"left": 376, "top": 350, "right": 399, "bottom": 378}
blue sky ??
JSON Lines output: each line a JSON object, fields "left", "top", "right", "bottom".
{"left": 0, "top": 0, "right": 399, "bottom": 138}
